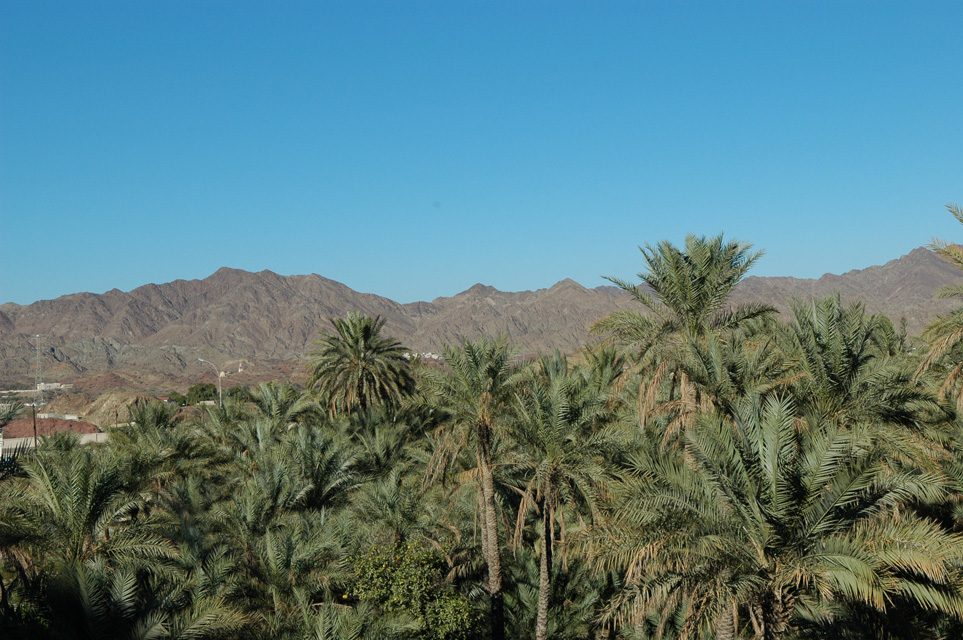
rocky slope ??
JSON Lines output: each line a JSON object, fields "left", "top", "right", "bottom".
{"left": 0, "top": 247, "right": 959, "bottom": 393}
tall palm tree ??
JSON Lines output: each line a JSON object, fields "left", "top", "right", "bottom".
{"left": 595, "top": 395, "right": 963, "bottom": 640}
{"left": 508, "top": 353, "right": 615, "bottom": 640}
{"left": 596, "top": 234, "right": 767, "bottom": 341}
{"left": 307, "top": 313, "right": 415, "bottom": 416}
{"left": 425, "top": 336, "right": 521, "bottom": 640}
{"left": 592, "top": 234, "right": 774, "bottom": 434}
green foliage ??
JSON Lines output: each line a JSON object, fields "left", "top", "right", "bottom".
{"left": 128, "top": 399, "right": 180, "bottom": 430}
{"left": 187, "top": 382, "right": 217, "bottom": 405}
{"left": 0, "top": 400, "right": 23, "bottom": 427}
{"left": 597, "top": 394, "right": 963, "bottom": 639}
{"left": 350, "top": 542, "right": 478, "bottom": 640}
{"left": 223, "top": 384, "right": 249, "bottom": 401}
{"left": 307, "top": 312, "right": 415, "bottom": 415}
{"left": 591, "top": 233, "right": 775, "bottom": 436}
{"left": 167, "top": 391, "right": 188, "bottom": 406}
{"left": 919, "top": 203, "right": 963, "bottom": 410}
{"left": 593, "top": 233, "right": 771, "bottom": 345}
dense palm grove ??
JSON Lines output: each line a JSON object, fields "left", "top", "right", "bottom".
{"left": 6, "top": 221, "right": 963, "bottom": 639}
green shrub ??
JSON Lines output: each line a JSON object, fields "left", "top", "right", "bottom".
{"left": 349, "top": 542, "right": 478, "bottom": 640}
{"left": 186, "top": 383, "right": 217, "bottom": 405}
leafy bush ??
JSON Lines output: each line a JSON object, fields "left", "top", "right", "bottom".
{"left": 349, "top": 542, "right": 478, "bottom": 640}
{"left": 186, "top": 382, "right": 217, "bottom": 405}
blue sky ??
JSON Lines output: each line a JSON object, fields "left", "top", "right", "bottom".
{"left": 2, "top": 1, "right": 962, "bottom": 305}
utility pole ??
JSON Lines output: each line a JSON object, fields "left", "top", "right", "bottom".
{"left": 34, "top": 334, "right": 44, "bottom": 406}
{"left": 198, "top": 358, "right": 223, "bottom": 407}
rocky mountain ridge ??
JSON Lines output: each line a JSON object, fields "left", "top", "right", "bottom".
{"left": 1, "top": 247, "right": 959, "bottom": 393}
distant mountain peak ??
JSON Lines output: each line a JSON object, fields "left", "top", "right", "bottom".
{"left": 463, "top": 283, "right": 500, "bottom": 296}
{"left": 549, "top": 278, "right": 587, "bottom": 292}
{"left": 209, "top": 266, "right": 251, "bottom": 279}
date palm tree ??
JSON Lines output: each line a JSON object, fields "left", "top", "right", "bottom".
{"left": 596, "top": 394, "right": 963, "bottom": 640}
{"left": 425, "top": 336, "right": 522, "bottom": 640}
{"left": 14, "top": 441, "right": 175, "bottom": 571}
{"left": 917, "top": 204, "right": 963, "bottom": 408}
{"left": 307, "top": 313, "right": 415, "bottom": 416}
{"left": 508, "top": 353, "right": 616, "bottom": 640}
{"left": 783, "top": 296, "right": 924, "bottom": 424}
{"left": 592, "top": 234, "right": 774, "bottom": 436}
{"left": 247, "top": 381, "right": 322, "bottom": 431}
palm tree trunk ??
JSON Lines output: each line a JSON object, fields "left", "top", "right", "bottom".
{"left": 715, "top": 600, "right": 736, "bottom": 640}
{"left": 750, "top": 590, "right": 794, "bottom": 640}
{"left": 763, "top": 591, "right": 794, "bottom": 640}
{"left": 477, "top": 425, "right": 505, "bottom": 640}
{"left": 536, "top": 504, "right": 553, "bottom": 640}
{"left": 0, "top": 572, "right": 9, "bottom": 615}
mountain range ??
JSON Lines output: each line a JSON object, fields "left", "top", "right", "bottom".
{"left": 1, "top": 247, "right": 960, "bottom": 393}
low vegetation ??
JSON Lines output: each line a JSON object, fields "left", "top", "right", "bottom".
{"left": 5, "top": 209, "right": 963, "bottom": 639}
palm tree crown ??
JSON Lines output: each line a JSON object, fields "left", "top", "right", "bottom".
{"left": 593, "top": 233, "right": 771, "bottom": 348}
{"left": 918, "top": 203, "right": 963, "bottom": 409}
{"left": 597, "top": 395, "right": 963, "bottom": 640}
{"left": 307, "top": 312, "right": 415, "bottom": 415}
{"left": 592, "top": 233, "right": 774, "bottom": 435}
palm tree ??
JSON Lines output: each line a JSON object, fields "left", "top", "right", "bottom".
{"left": 0, "top": 401, "right": 24, "bottom": 481}
{"left": 0, "top": 401, "right": 22, "bottom": 456}
{"left": 917, "top": 203, "right": 963, "bottom": 408}
{"left": 690, "top": 326, "right": 789, "bottom": 400}
{"left": 508, "top": 354, "right": 615, "bottom": 640}
{"left": 33, "top": 556, "right": 247, "bottom": 640}
{"left": 307, "top": 313, "right": 415, "bottom": 416}
{"left": 0, "top": 439, "right": 248, "bottom": 639}
{"left": 108, "top": 401, "right": 220, "bottom": 495}
{"left": 595, "top": 394, "right": 963, "bottom": 640}
{"left": 504, "top": 546, "right": 616, "bottom": 640}
{"left": 246, "top": 382, "right": 322, "bottom": 431}
{"left": 596, "top": 234, "right": 767, "bottom": 341}
{"left": 348, "top": 469, "right": 439, "bottom": 547}
{"left": 13, "top": 441, "right": 174, "bottom": 570}
{"left": 781, "top": 296, "right": 947, "bottom": 466}
{"left": 425, "top": 336, "right": 521, "bottom": 640}
{"left": 281, "top": 423, "right": 359, "bottom": 510}
{"left": 592, "top": 234, "right": 774, "bottom": 434}
{"left": 250, "top": 512, "right": 347, "bottom": 634}
{"left": 784, "top": 296, "right": 921, "bottom": 423}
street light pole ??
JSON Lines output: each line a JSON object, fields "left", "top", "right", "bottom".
{"left": 198, "top": 358, "right": 223, "bottom": 407}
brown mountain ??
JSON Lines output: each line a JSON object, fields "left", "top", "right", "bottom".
{"left": 0, "top": 247, "right": 958, "bottom": 393}
{"left": 731, "top": 247, "right": 960, "bottom": 330}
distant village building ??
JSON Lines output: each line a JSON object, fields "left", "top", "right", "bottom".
{"left": 37, "top": 382, "right": 73, "bottom": 391}
{"left": 403, "top": 352, "right": 442, "bottom": 361}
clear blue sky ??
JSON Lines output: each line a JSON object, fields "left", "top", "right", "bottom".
{"left": 2, "top": 1, "right": 962, "bottom": 305}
